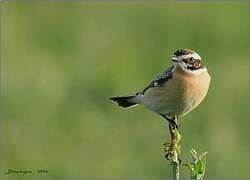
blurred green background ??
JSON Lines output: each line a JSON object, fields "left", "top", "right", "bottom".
{"left": 2, "top": 1, "right": 250, "bottom": 179}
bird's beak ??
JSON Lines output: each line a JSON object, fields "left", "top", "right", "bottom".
{"left": 172, "top": 55, "right": 179, "bottom": 62}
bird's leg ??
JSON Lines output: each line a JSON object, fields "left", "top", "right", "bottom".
{"left": 160, "top": 114, "right": 179, "bottom": 129}
{"left": 162, "top": 115, "right": 182, "bottom": 164}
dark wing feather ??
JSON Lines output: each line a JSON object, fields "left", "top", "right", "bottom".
{"left": 142, "top": 65, "right": 174, "bottom": 93}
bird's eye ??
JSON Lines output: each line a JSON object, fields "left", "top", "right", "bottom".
{"left": 189, "top": 57, "right": 195, "bottom": 62}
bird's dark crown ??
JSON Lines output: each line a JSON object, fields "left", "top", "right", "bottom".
{"left": 174, "top": 49, "right": 193, "bottom": 56}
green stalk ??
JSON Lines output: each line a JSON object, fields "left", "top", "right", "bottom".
{"left": 172, "top": 158, "right": 180, "bottom": 180}
{"left": 163, "top": 123, "right": 207, "bottom": 179}
{"left": 164, "top": 124, "right": 182, "bottom": 180}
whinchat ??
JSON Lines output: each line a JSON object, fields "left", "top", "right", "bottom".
{"left": 110, "top": 49, "right": 211, "bottom": 128}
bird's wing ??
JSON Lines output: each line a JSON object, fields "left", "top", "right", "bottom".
{"left": 142, "top": 65, "right": 174, "bottom": 93}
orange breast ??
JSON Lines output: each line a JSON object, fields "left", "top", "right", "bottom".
{"left": 142, "top": 66, "right": 211, "bottom": 118}
{"left": 173, "top": 66, "right": 211, "bottom": 116}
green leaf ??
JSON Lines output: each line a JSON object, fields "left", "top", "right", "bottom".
{"left": 189, "top": 150, "right": 207, "bottom": 180}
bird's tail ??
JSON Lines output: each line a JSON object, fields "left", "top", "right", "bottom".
{"left": 109, "top": 94, "right": 141, "bottom": 108}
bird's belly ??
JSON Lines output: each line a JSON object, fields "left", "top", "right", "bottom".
{"left": 142, "top": 88, "right": 195, "bottom": 118}
{"left": 142, "top": 71, "right": 211, "bottom": 118}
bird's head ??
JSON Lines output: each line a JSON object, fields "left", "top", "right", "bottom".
{"left": 171, "top": 49, "right": 205, "bottom": 74}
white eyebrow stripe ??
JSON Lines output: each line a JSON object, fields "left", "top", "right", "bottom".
{"left": 192, "top": 53, "right": 202, "bottom": 60}
{"left": 181, "top": 53, "right": 201, "bottom": 60}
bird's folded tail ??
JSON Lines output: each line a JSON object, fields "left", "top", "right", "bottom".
{"left": 109, "top": 94, "right": 141, "bottom": 108}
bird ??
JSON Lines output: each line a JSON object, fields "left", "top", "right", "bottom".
{"left": 109, "top": 49, "right": 211, "bottom": 128}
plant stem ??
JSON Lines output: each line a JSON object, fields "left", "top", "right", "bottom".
{"left": 168, "top": 123, "right": 181, "bottom": 180}
{"left": 164, "top": 122, "right": 207, "bottom": 179}
{"left": 172, "top": 159, "right": 180, "bottom": 180}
